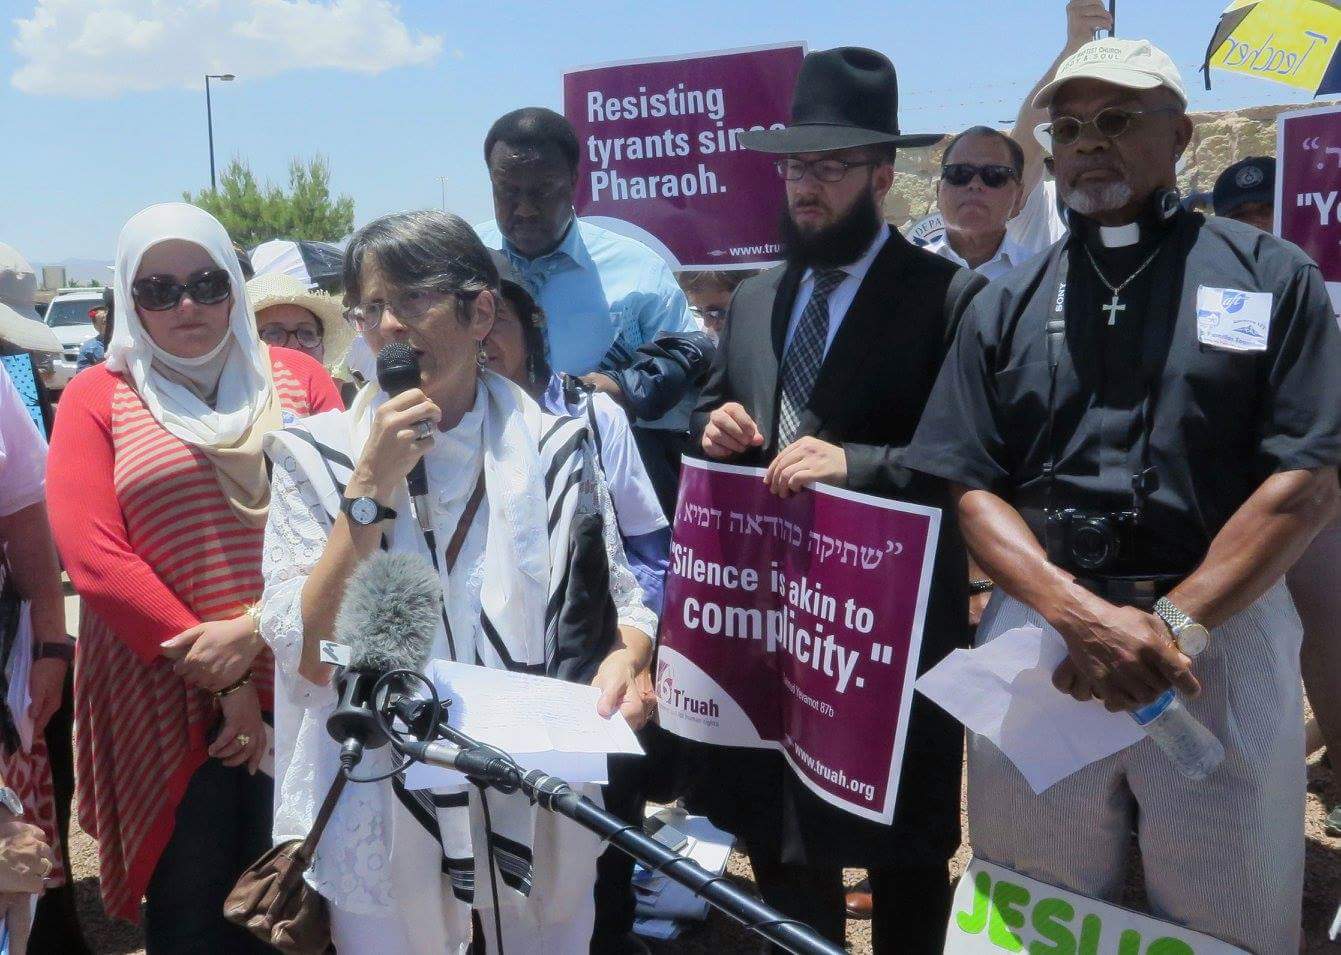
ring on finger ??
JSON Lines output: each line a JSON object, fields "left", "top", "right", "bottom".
{"left": 414, "top": 419, "right": 433, "bottom": 441}
{"left": 38, "top": 858, "right": 52, "bottom": 877}
{"left": 235, "top": 734, "right": 251, "bottom": 748}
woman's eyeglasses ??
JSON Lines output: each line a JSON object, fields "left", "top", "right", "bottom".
{"left": 689, "top": 305, "right": 727, "bottom": 328}
{"left": 940, "top": 163, "right": 1019, "bottom": 189}
{"left": 131, "top": 269, "right": 232, "bottom": 311}
{"left": 259, "top": 324, "right": 323, "bottom": 350}
{"left": 1042, "top": 106, "right": 1182, "bottom": 147}
{"left": 343, "top": 287, "right": 479, "bottom": 332}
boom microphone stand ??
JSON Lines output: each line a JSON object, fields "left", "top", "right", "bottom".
{"left": 378, "top": 685, "right": 845, "bottom": 955}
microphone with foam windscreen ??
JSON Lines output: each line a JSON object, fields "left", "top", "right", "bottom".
{"left": 376, "top": 341, "right": 433, "bottom": 531}
{"left": 325, "top": 551, "right": 441, "bottom": 772}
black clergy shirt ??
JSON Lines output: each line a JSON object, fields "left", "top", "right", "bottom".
{"left": 904, "top": 208, "right": 1341, "bottom": 574}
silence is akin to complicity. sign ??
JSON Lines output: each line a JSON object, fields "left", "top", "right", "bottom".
{"left": 655, "top": 459, "right": 940, "bottom": 823}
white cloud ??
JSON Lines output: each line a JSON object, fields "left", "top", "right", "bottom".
{"left": 11, "top": 0, "right": 444, "bottom": 97}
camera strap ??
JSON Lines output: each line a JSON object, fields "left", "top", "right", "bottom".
{"left": 1041, "top": 209, "right": 1197, "bottom": 521}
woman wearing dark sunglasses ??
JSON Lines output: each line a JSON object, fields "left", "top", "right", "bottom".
{"left": 46, "top": 203, "right": 342, "bottom": 952}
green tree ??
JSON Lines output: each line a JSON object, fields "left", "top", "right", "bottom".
{"left": 183, "top": 155, "right": 355, "bottom": 249}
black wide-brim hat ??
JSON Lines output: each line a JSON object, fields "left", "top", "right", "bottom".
{"left": 740, "top": 46, "right": 942, "bottom": 154}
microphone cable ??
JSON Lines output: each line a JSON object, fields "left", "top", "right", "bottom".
{"left": 372, "top": 669, "right": 513, "bottom": 954}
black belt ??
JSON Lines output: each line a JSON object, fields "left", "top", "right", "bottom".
{"left": 1071, "top": 574, "right": 1179, "bottom": 610}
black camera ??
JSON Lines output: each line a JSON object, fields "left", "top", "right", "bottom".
{"left": 1045, "top": 508, "right": 1139, "bottom": 573}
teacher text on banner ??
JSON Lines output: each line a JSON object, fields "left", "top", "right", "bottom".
{"left": 656, "top": 458, "right": 940, "bottom": 823}
{"left": 563, "top": 44, "right": 804, "bottom": 271}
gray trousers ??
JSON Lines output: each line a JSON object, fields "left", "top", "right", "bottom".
{"left": 966, "top": 583, "right": 1304, "bottom": 954}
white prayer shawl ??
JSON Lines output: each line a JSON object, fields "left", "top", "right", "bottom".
{"left": 107, "top": 203, "right": 271, "bottom": 447}
{"left": 263, "top": 370, "right": 619, "bottom": 911}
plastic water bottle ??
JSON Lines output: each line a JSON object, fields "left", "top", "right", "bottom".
{"left": 1130, "top": 690, "right": 1225, "bottom": 779}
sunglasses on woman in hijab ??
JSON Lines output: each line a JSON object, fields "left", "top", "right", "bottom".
{"left": 131, "top": 269, "right": 232, "bottom": 311}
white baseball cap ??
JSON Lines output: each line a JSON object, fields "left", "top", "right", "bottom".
{"left": 1033, "top": 38, "right": 1188, "bottom": 110}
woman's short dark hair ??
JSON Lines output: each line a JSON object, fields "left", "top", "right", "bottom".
{"left": 343, "top": 211, "right": 499, "bottom": 324}
{"left": 484, "top": 108, "right": 580, "bottom": 172}
{"left": 941, "top": 126, "right": 1025, "bottom": 178}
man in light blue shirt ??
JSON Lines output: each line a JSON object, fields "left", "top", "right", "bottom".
{"left": 474, "top": 108, "right": 695, "bottom": 379}
{"left": 476, "top": 107, "right": 700, "bottom": 529}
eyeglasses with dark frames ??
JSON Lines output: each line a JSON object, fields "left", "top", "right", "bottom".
{"left": 258, "top": 324, "right": 323, "bottom": 349}
{"left": 774, "top": 157, "right": 877, "bottom": 183}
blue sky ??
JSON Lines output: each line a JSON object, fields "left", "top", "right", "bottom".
{"left": 0, "top": 0, "right": 1326, "bottom": 264}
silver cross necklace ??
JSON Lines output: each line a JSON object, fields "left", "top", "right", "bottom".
{"left": 1084, "top": 243, "right": 1164, "bottom": 326}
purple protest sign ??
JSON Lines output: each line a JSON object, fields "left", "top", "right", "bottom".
{"left": 656, "top": 459, "right": 940, "bottom": 823}
{"left": 1276, "top": 103, "right": 1341, "bottom": 314}
{"left": 563, "top": 44, "right": 804, "bottom": 271}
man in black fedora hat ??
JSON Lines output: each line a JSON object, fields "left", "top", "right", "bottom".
{"left": 685, "top": 46, "right": 985, "bottom": 951}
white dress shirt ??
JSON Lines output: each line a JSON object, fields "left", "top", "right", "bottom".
{"left": 784, "top": 223, "right": 891, "bottom": 358}
{"left": 924, "top": 230, "right": 1032, "bottom": 282}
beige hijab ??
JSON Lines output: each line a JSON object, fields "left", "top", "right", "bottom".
{"left": 107, "top": 204, "right": 282, "bottom": 528}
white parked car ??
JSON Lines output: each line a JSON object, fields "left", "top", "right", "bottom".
{"left": 41, "top": 288, "right": 103, "bottom": 392}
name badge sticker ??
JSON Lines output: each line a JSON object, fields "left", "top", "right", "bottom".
{"left": 319, "top": 641, "right": 352, "bottom": 667}
{"left": 1195, "top": 286, "right": 1274, "bottom": 352}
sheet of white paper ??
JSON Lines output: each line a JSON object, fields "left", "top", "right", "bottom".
{"left": 914, "top": 624, "right": 1144, "bottom": 793}
{"left": 678, "top": 814, "right": 733, "bottom": 874}
{"left": 5, "top": 608, "right": 33, "bottom": 754}
{"left": 402, "top": 660, "right": 643, "bottom": 790}
{"left": 632, "top": 810, "right": 735, "bottom": 925}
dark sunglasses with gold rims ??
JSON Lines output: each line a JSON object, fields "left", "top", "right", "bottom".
{"left": 130, "top": 269, "right": 232, "bottom": 311}
{"left": 1041, "top": 106, "right": 1182, "bottom": 147}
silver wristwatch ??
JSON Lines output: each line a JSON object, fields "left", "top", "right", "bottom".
{"left": 0, "top": 786, "right": 23, "bottom": 817}
{"left": 1153, "top": 597, "right": 1211, "bottom": 658}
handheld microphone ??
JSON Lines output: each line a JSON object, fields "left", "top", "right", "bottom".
{"left": 376, "top": 342, "right": 432, "bottom": 531}
{"left": 325, "top": 551, "right": 441, "bottom": 771}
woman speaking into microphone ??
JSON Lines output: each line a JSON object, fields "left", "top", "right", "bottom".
{"left": 258, "top": 210, "right": 657, "bottom": 954}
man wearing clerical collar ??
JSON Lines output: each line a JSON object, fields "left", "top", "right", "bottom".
{"left": 923, "top": 126, "right": 1029, "bottom": 282}
{"left": 904, "top": 38, "right": 1341, "bottom": 952}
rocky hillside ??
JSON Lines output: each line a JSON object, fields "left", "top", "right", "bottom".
{"left": 884, "top": 102, "right": 1323, "bottom": 229}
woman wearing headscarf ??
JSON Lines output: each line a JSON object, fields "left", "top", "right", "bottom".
{"left": 46, "top": 203, "right": 342, "bottom": 950}
{"left": 260, "top": 210, "right": 657, "bottom": 954}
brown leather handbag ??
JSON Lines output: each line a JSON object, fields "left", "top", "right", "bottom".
{"left": 224, "top": 771, "right": 347, "bottom": 953}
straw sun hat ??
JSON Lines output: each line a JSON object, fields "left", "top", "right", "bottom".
{"left": 245, "top": 272, "right": 352, "bottom": 369}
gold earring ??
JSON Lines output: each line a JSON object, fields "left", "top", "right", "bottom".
{"left": 476, "top": 341, "right": 488, "bottom": 368}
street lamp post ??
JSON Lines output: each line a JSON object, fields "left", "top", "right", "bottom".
{"left": 204, "top": 73, "right": 236, "bottom": 192}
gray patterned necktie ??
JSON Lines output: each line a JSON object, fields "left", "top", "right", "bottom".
{"left": 776, "top": 268, "right": 846, "bottom": 448}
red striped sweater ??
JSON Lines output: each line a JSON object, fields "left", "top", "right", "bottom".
{"left": 47, "top": 348, "right": 341, "bottom": 922}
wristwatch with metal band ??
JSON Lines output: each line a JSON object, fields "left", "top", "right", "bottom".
{"left": 1153, "top": 597, "right": 1211, "bottom": 658}
{"left": 0, "top": 787, "right": 23, "bottom": 817}
{"left": 341, "top": 496, "right": 397, "bottom": 527}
